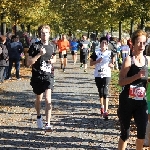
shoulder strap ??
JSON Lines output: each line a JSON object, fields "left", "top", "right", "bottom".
{"left": 131, "top": 56, "right": 134, "bottom": 65}
{"left": 49, "top": 42, "right": 55, "bottom": 53}
{"left": 144, "top": 55, "right": 148, "bottom": 66}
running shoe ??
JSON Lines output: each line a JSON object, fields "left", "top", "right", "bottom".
{"left": 63, "top": 68, "right": 65, "bottom": 72}
{"left": 84, "top": 69, "right": 87, "bottom": 72}
{"left": 100, "top": 108, "right": 104, "bottom": 116}
{"left": 37, "top": 116, "right": 43, "bottom": 129}
{"left": 80, "top": 64, "right": 83, "bottom": 68}
{"left": 45, "top": 124, "right": 53, "bottom": 132}
{"left": 103, "top": 112, "right": 108, "bottom": 120}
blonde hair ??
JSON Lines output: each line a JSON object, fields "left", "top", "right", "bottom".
{"left": 131, "top": 29, "right": 148, "bottom": 45}
{"left": 38, "top": 25, "right": 50, "bottom": 38}
{"left": 121, "top": 38, "right": 127, "bottom": 45}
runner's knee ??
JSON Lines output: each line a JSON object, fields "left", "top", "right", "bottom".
{"left": 120, "top": 128, "right": 130, "bottom": 142}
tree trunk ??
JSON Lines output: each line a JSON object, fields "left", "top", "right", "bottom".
{"left": 27, "top": 25, "right": 30, "bottom": 35}
{"left": 87, "top": 30, "right": 90, "bottom": 38}
{"left": 119, "top": 21, "right": 122, "bottom": 40}
{"left": 130, "top": 19, "right": 134, "bottom": 37}
{"left": 140, "top": 17, "right": 145, "bottom": 30}
{"left": 110, "top": 26, "right": 113, "bottom": 37}
{"left": 95, "top": 30, "right": 98, "bottom": 37}
{"left": 1, "top": 12, "right": 6, "bottom": 35}
{"left": 20, "top": 24, "right": 25, "bottom": 32}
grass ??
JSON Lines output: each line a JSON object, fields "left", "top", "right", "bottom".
{"left": 111, "top": 70, "right": 122, "bottom": 93}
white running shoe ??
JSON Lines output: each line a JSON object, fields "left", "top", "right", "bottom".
{"left": 45, "top": 124, "right": 53, "bottom": 132}
{"left": 37, "top": 116, "right": 43, "bottom": 129}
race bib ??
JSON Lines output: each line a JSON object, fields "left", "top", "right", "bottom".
{"left": 83, "top": 44, "right": 88, "bottom": 49}
{"left": 40, "top": 60, "right": 52, "bottom": 73}
{"left": 98, "top": 67, "right": 107, "bottom": 74}
{"left": 129, "top": 85, "right": 146, "bottom": 100}
{"left": 62, "top": 50, "right": 66, "bottom": 55}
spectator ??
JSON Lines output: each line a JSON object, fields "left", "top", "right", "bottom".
{"left": 120, "top": 38, "right": 130, "bottom": 61}
{"left": 7, "top": 35, "right": 23, "bottom": 80}
{"left": 0, "top": 35, "right": 9, "bottom": 83}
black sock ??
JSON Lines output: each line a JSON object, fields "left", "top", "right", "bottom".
{"left": 37, "top": 115, "right": 41, "bottom": 119}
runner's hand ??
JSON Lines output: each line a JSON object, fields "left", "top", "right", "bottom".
{"left": 48, "top": 55, "right": 53, "bottom": 64}
{"left": 109, "top": 63, "right": 114, "bottom": 68}
{"left": 96, "top": 57, "right": 103, "bottom": 63}
{"left": 137, "top": 69, "right": 146, "bottom": 78}
{"left": 39, "top": 46, "right": 46, "bottom": 55}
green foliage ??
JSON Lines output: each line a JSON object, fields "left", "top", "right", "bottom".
{"left": 1, "top": 0, "right": 150, "bottom": 34}
{"left": 111, "top": 71, "right": 121, "bottom": 92}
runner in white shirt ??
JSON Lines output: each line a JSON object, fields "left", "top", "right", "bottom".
{"left": 90, "top": 37, "right": 115, "bottom": 120}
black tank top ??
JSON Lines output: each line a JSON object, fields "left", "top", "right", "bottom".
{"left": 124, "top": 56, "right": 148, "bottom": 91}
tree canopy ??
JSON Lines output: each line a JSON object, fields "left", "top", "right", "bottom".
{"left": 1, "top": 0, "right": 150, "bottom": 35}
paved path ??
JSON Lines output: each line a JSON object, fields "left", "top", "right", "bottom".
{"left": 0, "top": 54, "right": 139, "bottom": 150}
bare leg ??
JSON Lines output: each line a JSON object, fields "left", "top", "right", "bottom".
{"left": 103, "top": 98, "right": 109, "bottom": 112}
{"left": 100, "top": 97, "right": 103, "bottom": 106}
{"left": 45, "top": 89, "right": 52, "bottom": 125}
{"left": 35, "top": 93, "right": 43, "bottom": 116}
{"left": 72, "top": 55, "right": 74, "bottom": 62}
{"left": 74, "top": 53, "right": 77, "bottom": 64}
{"left": 136, "top": 139, "right": 144, "bottom": 150}
{"left": 118, "top": 138, "right": 127, "bottom": 150}
{"left": 64, "top": 58, "right": 67, "bottom": 68}
{"left": 84, "top": 64, "right": 87, "bottom": 70}
{"left": 60, "top": 58, "right": 63, "bottom": 68}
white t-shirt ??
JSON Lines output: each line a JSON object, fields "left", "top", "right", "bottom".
{"left": 94, "top": 49, "right": 112, "bottom": 78}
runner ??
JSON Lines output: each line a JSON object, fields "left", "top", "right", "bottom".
{"left": 27, "top": 25, "right": 56, "bottom": 131}
{"left": 117, "top": 29, "right": 149, "bottom": 150}
{"left": 57, "top": 34, "right": 70, "bottom": 72}
{"left": 90, "top": 37, "right": 115, "bottom": 120}
{"left": 79, "top": 35, "right": 90, "bottom": 72}
{"left": 70, "top": 37, "right": 79, "bottom": 65}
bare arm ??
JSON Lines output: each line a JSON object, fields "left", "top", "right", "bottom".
{"left": 27, "top": 46, "right": 46, "bottom": 67}
{"left": 119, "top": 56, "right": 145, "bottom": 86}
{"left": 90, "top": 57, "right": 103, "bottom": 66}
{"left": 108, "top": 56, "right": 115, "bottom": 68}
{"left": 27, "top": 53, "right": 41, "bottom": 67}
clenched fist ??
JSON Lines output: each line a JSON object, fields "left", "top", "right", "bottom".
{"left": 39, "top": 46, "right": 46, "bottom": 55}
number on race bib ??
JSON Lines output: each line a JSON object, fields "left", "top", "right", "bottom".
{"left": 129, "top": 85, "right": 145, "bottom": 100}
{"left": 98, "top": 68, "right": 107, "bottom": 74}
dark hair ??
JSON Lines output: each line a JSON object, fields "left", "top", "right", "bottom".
{"left": 100, "top": 37, "right": 108, "bottom": 43}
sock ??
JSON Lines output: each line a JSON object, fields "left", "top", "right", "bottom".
{"left": 101, "top": 105, "right": 104, "bottom": 108}
{"left": 37, "top": 115, "right": 41, "bottom": 119}
{"left": 46, "top": 122, "right": 51, "bottom": 126}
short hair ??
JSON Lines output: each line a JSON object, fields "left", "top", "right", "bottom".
{"left": 100, "top": 37, "right": 108, "bottom": 43}
{"left": 0, "top": 35, "right": 6, "bottom": 43}
{"left": 38, "top": 25, "right": 50, "bottom": 38}
{"left": 131, "top": 29, "right": 148, "bottom": 45}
